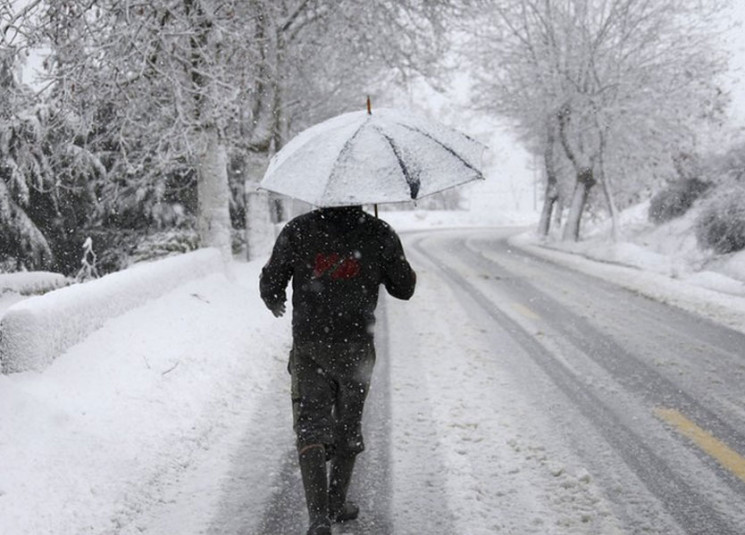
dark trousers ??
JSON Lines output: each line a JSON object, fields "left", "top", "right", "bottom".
{"left": 289, "top": 340, "right": 376, "bottom": 457}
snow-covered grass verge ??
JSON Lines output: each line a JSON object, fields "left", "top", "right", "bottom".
{"left": 0, "top": 249, "right": 225, "bottom": 374}
{"left": 0, "top": 258, "right": 290, "bottom": 535}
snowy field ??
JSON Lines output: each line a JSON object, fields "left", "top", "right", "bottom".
{"left": 2, "top": 169, "right": 745, "bottom": 533}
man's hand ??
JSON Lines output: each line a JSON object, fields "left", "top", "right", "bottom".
{"left": 268, "top": 301, "right": 286, "bottom": 318}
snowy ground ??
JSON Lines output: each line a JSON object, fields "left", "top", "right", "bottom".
{"left": 2, "top": 190, "right": 745, "bottom": 534}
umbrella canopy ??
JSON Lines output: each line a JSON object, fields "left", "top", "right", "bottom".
{"left": 259, "top": 108, "right": 486, "bottom": 207}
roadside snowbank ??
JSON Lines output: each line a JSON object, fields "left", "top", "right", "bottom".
{"left": 0, "top": 259, "right": 289, "bottom": 535}
{"left": 511, "top": 233, "right": 745, "bottom": 336}
{"left": 517, "top": 201, "right": 745, "bottom": 334}
{"left": 385, "top": 206, "right": 745, "bottom": 335}
{"left": 0, "top": 249, "right": 225, "bottom": 373}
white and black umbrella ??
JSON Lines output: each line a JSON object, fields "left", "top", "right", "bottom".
{"left": 259, "top": 106, "right": 485, "bottom": 207}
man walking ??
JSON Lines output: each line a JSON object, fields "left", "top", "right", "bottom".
{"left": 260, "top": 205, "right": 416, "bottom": 535}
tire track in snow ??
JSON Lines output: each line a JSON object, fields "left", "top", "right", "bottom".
{"left": 384, "top": 283, "right": 460, "bottom": 534}
{"left": 341, "top": 300, "right": 395, "bottom": 534}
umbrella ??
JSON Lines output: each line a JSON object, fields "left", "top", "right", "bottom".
{"left": 259, "top": 106, "right": 486, "bottom": 208}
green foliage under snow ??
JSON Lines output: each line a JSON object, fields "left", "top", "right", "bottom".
{"left": 648, "top": 178, "right": 711, "bottom": 224}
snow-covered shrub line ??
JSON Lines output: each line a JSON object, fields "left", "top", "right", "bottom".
{"left": 695, "top": 185, "right": 745, "bottom": 254}
{"left": 0, "top": 272, "right": 71, "bottom": 295}
{"left": 648, "top": 178, "right": 710, "bottom": 224}
{"left": 0, "top": 248, "right": 225, "bottom": 374}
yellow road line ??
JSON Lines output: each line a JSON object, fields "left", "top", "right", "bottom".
{"left": 512, "top": 303, "right": 541, "bottom": 320}
{"left": 655, "top": 407, "right": 745, "bottom": 484}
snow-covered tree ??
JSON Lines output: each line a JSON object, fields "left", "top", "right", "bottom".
{"left": 466, "top": 0, "right": 729, "bottom": 241}
{"left": 8, "top": 0, "right": 456, "bottom": 264}
{"left": 0, "top": 46, "right": 51, "bottom": 269}
{"left": 234, "top": 0, "right": 454, "bottom": 228}
{"left": 23, "top": 0, "right": 245, "bottom": 259}
{"left": 0, "top": 28, "right": 104, "bottom": 272}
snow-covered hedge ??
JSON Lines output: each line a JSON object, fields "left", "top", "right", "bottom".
{"left": 648, "top": 178, "right": 710, "bottom": 224}
{"left": 695, "top": 185, "right": 745, "bottom": 254}
{"left": 0, "top": 248, "right": 225, "bottom": 374}
{"left": 0, "top": 272, "right": 71, "bottom": 295}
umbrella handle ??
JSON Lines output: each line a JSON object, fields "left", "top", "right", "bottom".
{"left": 368, "top": 97, "right": 375, "bottom": 217}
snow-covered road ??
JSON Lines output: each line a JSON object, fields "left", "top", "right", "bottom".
{"left": 205, "top": 227, "right": 745, "bottom": 534}
{"left": 3, "top": 226, "right": 745, "bottom": 535}
{"left": 391, "top": 228, "right": 745, "bottom": 535}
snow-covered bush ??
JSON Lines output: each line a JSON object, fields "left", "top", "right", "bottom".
{"left": 128, "top": 229, "right": 200, "bottom": 265}
{"left": 0, "top": 272, "right": 71, "bottom": 296}
{"left": 648, "top": 178, "right": 710, "bottom": 224}
{"left": 695, "top": 185, "right": 745, "bottom": 254}
{"left": 80, "top": 228, "right": 200, "bottom": 274}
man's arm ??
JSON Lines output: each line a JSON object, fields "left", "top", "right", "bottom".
{"left": 381, "top": 230, "right": 416, "bottom": 300}
{"left": 259, "top": 225, "right": 295, "bottom": 317}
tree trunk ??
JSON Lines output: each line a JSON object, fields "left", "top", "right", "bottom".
{"left": 553, "top": 198, "right": 564, "bottom": 228}
{"left": 598, "top": 165, "right": 620, "bottom": 242}
{"left": 267, "top": 25, "right": 294, "bottom": 222}
{"left": 244, "top": 152, "right": 274, "bottom": 261}
{"left": 597, "top": 136, "right": 620, "bottom": 242}
{"left": 184, "top": 0, "right": 232, "bottom": 261}
{"left": 562, "top": 167, "right": 595, "bottom": 241}
{"left": 557, "top": 104, "right": 596, "bottom": 242}
{"left": 538, "top": 118, "right": 560, "bottom": 237}
{"left": 197, "top": 126, "right": 232, "bottom": 261}
{"left": 538, "top": 183, "right": 558, "bottom": 237}
{"left": 245, "top": 188, "right": 275, "bottom": 260}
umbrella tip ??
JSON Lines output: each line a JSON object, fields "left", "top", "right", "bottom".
{"left": 367, "top": 96, "right": 372, "bottom": 115}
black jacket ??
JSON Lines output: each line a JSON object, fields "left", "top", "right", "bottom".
{"left": 260, "top": 206, "right": 416, "bottom": 344}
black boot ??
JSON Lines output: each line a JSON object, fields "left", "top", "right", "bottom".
{"left": 328, "top": 454, "right": 359, "bottom": 522}
{"left": 299, "top": 445, "right": 331, "bottom": 535}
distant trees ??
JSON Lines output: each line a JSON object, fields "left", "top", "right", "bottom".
{"left": 466, "top": 0, "right": 729, "bottom": 241}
